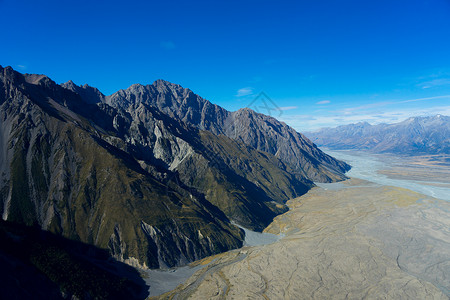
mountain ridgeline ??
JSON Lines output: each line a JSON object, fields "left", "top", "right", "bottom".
{"left": 64, "top": 80, "right": 350, "bottom": 182}
{"left": 0, "top": 66, "right": 349, "bottom": 270}
{"left": 306, "top": 115, "right": 450, "bottom": 155}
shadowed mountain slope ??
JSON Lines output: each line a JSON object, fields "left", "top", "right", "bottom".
{"left": 1, "top": 66, "right": 317, "bottom": 270}
{"left": 0, "top": 220, "right": 149, "bottom": 299}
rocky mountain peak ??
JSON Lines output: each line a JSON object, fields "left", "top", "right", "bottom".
{"left": 105, "top": 79, "right": 350, "bottom": 182}
{"left": 152, "top": 79, "right": 195, "bottom": 101}
{"left": 235, "top": 107, "right": 256, "bottom": 114}
{"left": 24, "top": 73, "right": 53, "bottom": 86}
{"left": 0, "top": 65, "right": 15, "bottom": 75}
{"left": 61, "top": 80, "right": 105, "bottom": 104}
{"left": 0, "top": 66, "right": 56, "bottom": 90}
{"left": 153, "top": 79, "right": 183, "bottom": 90}
{"left": 64, "top": 79, "right": 75, "bottom": 86}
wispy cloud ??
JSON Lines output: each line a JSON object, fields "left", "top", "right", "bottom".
{"left": 236, "top": 87, "right": 254, "bottom": 97}
{"left": 415, "top": 72, "right": 450, "bottom": 89}
{"left": 278, "top": 106, "right": 298, "bottom": 111}
{"left": 281, "top": 105, "right": 450, "bottom": 132}
{"left": 17, "top": 64, "right": 27, "bottom": 70}
{"left": 160, "top": 41, "right": 176, "bottom": 50}
{"left": 279, "top": 93, "right": 450, "bottom": 132}
{"left": 418, "top": 78, "right": 450, "bottom": 89}
{"left": 399, "top": 94, "right": 450, "bottom": 103}
{"left": 316, "top": 100, "right": 330, "bottom": 105}
{"left": 338, "top": 101, "right": 391, "bottom": 114}
{"left": 337, "top": 95, "right": 450, "bottom": 115}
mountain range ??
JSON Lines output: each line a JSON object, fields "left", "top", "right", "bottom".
{"left": 63, "top": 79, "right": 350, "bottom": 182}
{"left": 305, "top": 115, "right": 450, "bottom": 155}
{"left": 0, "top": 65, "right": 349, "bottom": 271}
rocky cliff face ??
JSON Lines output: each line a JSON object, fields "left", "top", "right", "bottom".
{"left": 96, "top": 97, "right": 312, "bottom": 231}
{"left": 1, "top": 66, "right": 317, "bottom": 269}
{"left": 104, "top": 80, "right": 351, "bottom": 182}
{"left": 305, "top": 116, "right": 450, "bottom": 155}
{"left": 0, "top": 66, "right": 244, "bottom": 269}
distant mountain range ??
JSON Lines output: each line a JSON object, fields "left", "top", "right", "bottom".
{"left": 0, "top": 65, "right": 349, "bottom": 271}
{"left": 305, "top": 115, "right": 450, "bottom": 155}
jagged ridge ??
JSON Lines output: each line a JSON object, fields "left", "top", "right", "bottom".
{"left": 0, "top": 66, "right": 243, "bottom": 269}
{"left": 64, "top": 80, "right": 350, "bottom": 182}
{"left": 1, "top": 66, "right": 320, "bottom": 269}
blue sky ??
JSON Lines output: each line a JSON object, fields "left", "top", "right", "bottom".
{"left": 1, "top": 0, "right": 450, "bottom": 131}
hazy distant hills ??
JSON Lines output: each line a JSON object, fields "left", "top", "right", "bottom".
{"left": 0, "top": 65, "right": 349, "bottom": 271}
{"left": 306, "top": 115, "right": 450, "bottom": 155}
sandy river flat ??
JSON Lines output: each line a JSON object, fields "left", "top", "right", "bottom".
{"left": 155, "top": 178, "right": 449, "bottom": 299}
{"left": 151, "top": 150, "right": 450, "bottom": 299}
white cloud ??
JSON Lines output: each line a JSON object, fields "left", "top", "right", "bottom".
{"left": 236, "top": 87, "right": 253, "bottom": 97}
{"left": 280, "top": 105, "right": 450, "bottom": 132}
{"left": 258, "top": 92, "right": 450, "bottom": 132}
{"left": 17, "top": 64, "right": 26, "bottom": 70}
{"left": 160, "top": 41, "right": 176, "bottom": 50}
{"left": 278, "top": 106, "right": 298, "bottom": 111}
{"left": 336, "top": 95, "right": 450, "bottom": 115}
{"left": 338, "top": 101, "right": 391, "bottom": 113}
{"left": 399, "top": 94, "right": 450, "bottom": 103}
{"left": 417, "top": 78, "right": 450, "bottom": 89}
{"left": 316, "top": 100, "right": 330, "bottom": 105}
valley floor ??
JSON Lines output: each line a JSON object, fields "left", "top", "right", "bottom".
{"left": 151, "top": 152, "right": 450, "bottom": 299}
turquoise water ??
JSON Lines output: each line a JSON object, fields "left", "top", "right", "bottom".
{"left": 325, "top": 150, "right": 450, "bottom": 202}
